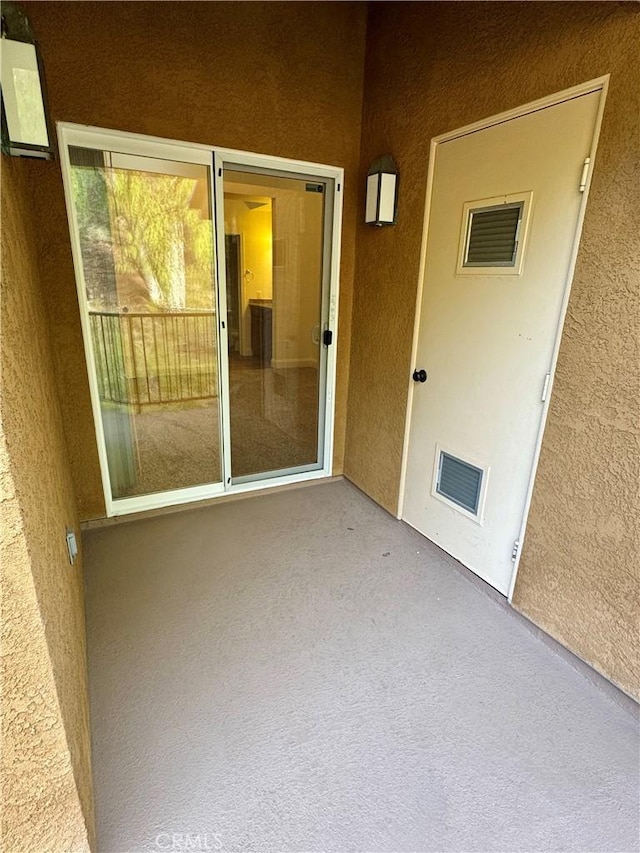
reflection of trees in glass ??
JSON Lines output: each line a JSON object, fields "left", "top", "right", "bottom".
{"left": 106, "top": 170, "right": 213, "bottom": 310}
{"left": 71, "top": 166, "right": 214, "bottom": 310}
{"left": 71, "top": 165, "right": 118, "bottom": 307}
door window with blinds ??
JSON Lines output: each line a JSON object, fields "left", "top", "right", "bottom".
{"left": 456, "top": 192, "right": 532, "bottom": 276}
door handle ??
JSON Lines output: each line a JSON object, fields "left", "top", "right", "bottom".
{"left": 412, "top": 369, "right": 427, "bottom": 383}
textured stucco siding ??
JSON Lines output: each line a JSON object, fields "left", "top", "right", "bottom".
{"left": 346, "top": 2, "right": 639, "bottom": 698}
{"left": 1, "top": 158, "right": 95, "bottom": 849}
{"left": 22, "top": 0, "right": 367, "bottom": 520}
{"left": 511, "top": 42, "right": 640, "bottom": 699}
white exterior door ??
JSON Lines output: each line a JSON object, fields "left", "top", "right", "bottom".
{"left": 402, "top": 88, "right": 603, "bottom": 595}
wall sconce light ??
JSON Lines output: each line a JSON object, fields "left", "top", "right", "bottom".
{"left": 365, "top": 154, "right": 398, "bottom": 226}
{"left": 1, "top": 2, "right": 54, "bottom": 159}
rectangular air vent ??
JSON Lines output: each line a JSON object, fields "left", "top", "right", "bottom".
{"left": 456, "top": 192, "right": 532, "bottom": 276}
{"left": 464, "top": 202, "right": 523, "bottom": 267}
{"left": 436, "top": 451, "right": 483, "bottom": 515}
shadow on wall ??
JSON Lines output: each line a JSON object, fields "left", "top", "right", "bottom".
{"left": 1, "top": 157, "right": 95, "bottom": 849}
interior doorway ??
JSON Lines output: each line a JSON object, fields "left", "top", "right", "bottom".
{"left": 400, "top": 80, "right": 607, "bottom": 596}
{"left": 59, "top": 125, "right": 342, "bottom": 515}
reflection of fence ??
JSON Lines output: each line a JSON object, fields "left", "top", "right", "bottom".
{"left": 90, "top": 311, "right": 218, "bottom": 409}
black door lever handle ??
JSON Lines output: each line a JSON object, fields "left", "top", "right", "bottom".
{"left": 412, "top": 369, "right": 427, "bottom": 383}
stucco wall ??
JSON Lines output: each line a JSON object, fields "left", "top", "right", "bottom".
{"left": 1, "top": 158, "right": 95, "bottom": 848}
{"left": 22, "top": 0, "right": 367, "bottom": 520}
{"left": 345, "top": 2, "right": 639, "bottom": 698}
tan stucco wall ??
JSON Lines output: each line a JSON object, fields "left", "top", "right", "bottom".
{"left": 1, "top": 157, "right": 95, "bottom": 848}
{"left": 346, "top": 2, "right": 639, "bottom": 698}
{"left": 22, "top": 0, "right": 367, "bottom": 520}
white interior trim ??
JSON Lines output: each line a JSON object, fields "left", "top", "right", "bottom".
{"left": 397, "top": 77, "right": 610, "bottom": 602}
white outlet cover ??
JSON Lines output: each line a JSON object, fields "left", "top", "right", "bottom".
{"left": 66, "top": 529, "right": 78, "bottom": 564}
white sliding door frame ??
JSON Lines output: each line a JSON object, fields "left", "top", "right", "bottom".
{"left": 213, "top": 150, "right": 342, "bottom": 488}
{"left": 58, "top": 122, "right": 343, "bottom": 517}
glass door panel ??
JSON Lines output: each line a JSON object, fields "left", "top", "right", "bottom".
{"left": 67, "top": 146, "right": 222, "bottom": 500}
{"left": 222, "top": 168, "right": 328, "bottom": 481}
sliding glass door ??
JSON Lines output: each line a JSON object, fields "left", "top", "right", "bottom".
{"left": 220, "top": 165, "right": 331, "bottom": 482}
{"left": 65, "top": 140, "right": 222, "bottom": 505}
{"left": 60, "top": 126, "right": 340, "bottom": 515}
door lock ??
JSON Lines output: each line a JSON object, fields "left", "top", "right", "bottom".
{"left": 412, "top": 369, "right": 428, "bottom": 383}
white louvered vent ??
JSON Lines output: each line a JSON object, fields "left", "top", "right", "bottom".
{"left": 436, "top": 451, "right": 483, "bottom": 515}
{"left": 463, "top": 202, "right": 523, "bottom": 268}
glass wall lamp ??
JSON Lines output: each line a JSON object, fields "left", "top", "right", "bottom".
{"left": 1, "top": 2, "right": 54, "bottom": 159}
{"left": 365, "top": 154, "right": 398, "bottom": 226}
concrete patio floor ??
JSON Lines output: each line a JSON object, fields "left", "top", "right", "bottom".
{"left": 83, "top": 479, "right": 639, "bottom": 852}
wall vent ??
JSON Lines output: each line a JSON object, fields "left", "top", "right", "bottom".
{"left": 464, "top": 202, "right": 523, "bottom": 267}
{"left": 436, "top": 451, "right": 483, "bottom": 515}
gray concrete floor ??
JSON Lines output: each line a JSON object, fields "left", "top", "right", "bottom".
{"left": 83, "top": 480, "right": 639, "bottom": 853}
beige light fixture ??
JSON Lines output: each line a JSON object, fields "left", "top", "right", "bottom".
{"left": 0, "top": 2, "right": 54, "bottom": 159}
{"left": 365, "top": 154, "right": 398, "bottom": 226}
